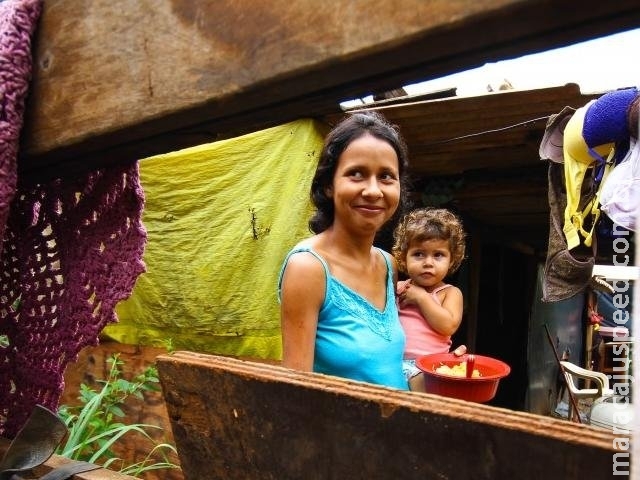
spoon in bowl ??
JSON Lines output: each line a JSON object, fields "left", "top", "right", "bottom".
{"left": 466, "top": 354, "right": 476, "bottom": 378}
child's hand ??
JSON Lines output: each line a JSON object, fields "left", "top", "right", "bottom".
{"left": 397, "top": 281, "right": 424, "bottom": 307}
{"left": 396, "top": 279, "right": 410, "bottom": 296}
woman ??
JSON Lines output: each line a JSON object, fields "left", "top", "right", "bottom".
{"left": 278, "top": 111, "right": 411, "bottom": 390}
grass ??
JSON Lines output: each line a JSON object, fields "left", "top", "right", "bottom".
{"left": 56, "top": 354, "right": 180, "bottom": 477}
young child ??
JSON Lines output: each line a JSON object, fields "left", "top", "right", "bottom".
{"left": 392, "top": 207, "right": 467, "bottom": 391}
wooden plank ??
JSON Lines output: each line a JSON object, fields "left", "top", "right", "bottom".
{"left": 19, "top": 1, "right": 640, "bottom": 180}
{"left": 157, "top": 351, "right": 625, "bottom": 480}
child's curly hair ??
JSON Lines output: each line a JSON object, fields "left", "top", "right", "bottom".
{"left": 392, "top": 207, "right": 466, "bottom": 275}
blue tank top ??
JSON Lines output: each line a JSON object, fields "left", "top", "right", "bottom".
{"left": 279, "top": 246, "right": 408, "bottom": 390}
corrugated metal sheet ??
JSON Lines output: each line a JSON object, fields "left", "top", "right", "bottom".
{"left": 325, "top": 84, "right": 603, "bottom": 251}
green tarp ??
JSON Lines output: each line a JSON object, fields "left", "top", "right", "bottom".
{"left": 103, "top": 119, "right": 326, "bottom": 360}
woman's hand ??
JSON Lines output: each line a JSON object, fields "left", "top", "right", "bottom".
{"left": 452, "top": 344, "right": 467, "bottom": 356}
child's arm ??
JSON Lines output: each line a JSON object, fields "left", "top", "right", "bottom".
{"left": 399, "top": 283, "right": 463, "bottom": 336}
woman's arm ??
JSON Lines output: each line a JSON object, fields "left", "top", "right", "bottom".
{"left": 280, "top": 252, "right": 326, "bottom": 371}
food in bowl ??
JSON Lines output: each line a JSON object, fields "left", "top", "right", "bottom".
{"left": 435, "top": 362, "right": 480, "bottom": 378}
{"left": 416, "top": 353, "right": 510, "bottom": 403}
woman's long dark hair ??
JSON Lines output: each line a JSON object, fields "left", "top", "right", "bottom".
{"left": 309, "top": 111, "right": 411, "bottom": 233}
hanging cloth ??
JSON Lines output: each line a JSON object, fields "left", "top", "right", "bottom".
{"left": 562, "top": 103, "right": 614, "bottom": 250}
{"left": 104, "top": 119, "right": 325, "bottom": 360}
{"left": 599, "top": 137, "right": 640, "bottom": 232}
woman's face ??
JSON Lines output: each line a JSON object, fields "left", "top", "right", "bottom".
{"left": 328, "top": 133, "right": 400, "bottom": 235}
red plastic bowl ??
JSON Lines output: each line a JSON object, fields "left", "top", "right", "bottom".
{"left": 415, "top": 353, "right": 511, "bottom": 403}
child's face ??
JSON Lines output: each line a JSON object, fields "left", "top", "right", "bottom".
{"left": 405, "top": 238, "right": 452, "bottom": 289}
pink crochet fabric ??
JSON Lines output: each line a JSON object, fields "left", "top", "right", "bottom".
{"left": 0, "top": 0, "right": 41, "bottom": 247}
{"left": 0, "top": 163, "right": 147, "bottom": 438}
{"left": 0, "top": 0, "right": 147, "bottom": 438}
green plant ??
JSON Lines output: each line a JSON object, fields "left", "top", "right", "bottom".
{"left": 56, "top": 354, "right": 180, "bottom": 477}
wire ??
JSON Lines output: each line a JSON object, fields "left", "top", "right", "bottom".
{"left": 419, "top": 115, "right": 552, "bottom": 147}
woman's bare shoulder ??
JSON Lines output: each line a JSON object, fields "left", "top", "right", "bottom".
{"left": 281, "top": 247, "right": 327, "bottom": 305}
{"left": 283, "top": 246, "right": 325, "bottom": 281}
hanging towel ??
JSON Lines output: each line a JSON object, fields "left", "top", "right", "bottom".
{"left": 600, "top": 137, "right": 640, "bottom": 232}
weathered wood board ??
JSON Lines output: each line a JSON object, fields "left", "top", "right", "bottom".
{"left": 157, "top": 351, "right": 626, "bottom": 480}
{"left": 19, "top": 0, "right": 640, "bottom": 179}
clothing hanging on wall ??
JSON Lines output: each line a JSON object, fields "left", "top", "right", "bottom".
{"left": 539, "top": 87, "right": 639, "bottom": 302}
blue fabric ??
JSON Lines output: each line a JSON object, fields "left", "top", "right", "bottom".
{"left": 583, "top": 87, "right": 638, "bottom": 158}
{"left": 279, "top": 246, "right": 408, "bottom": 390}
{"left": 402, "top": 359, "right": 421, "bottom": 380}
